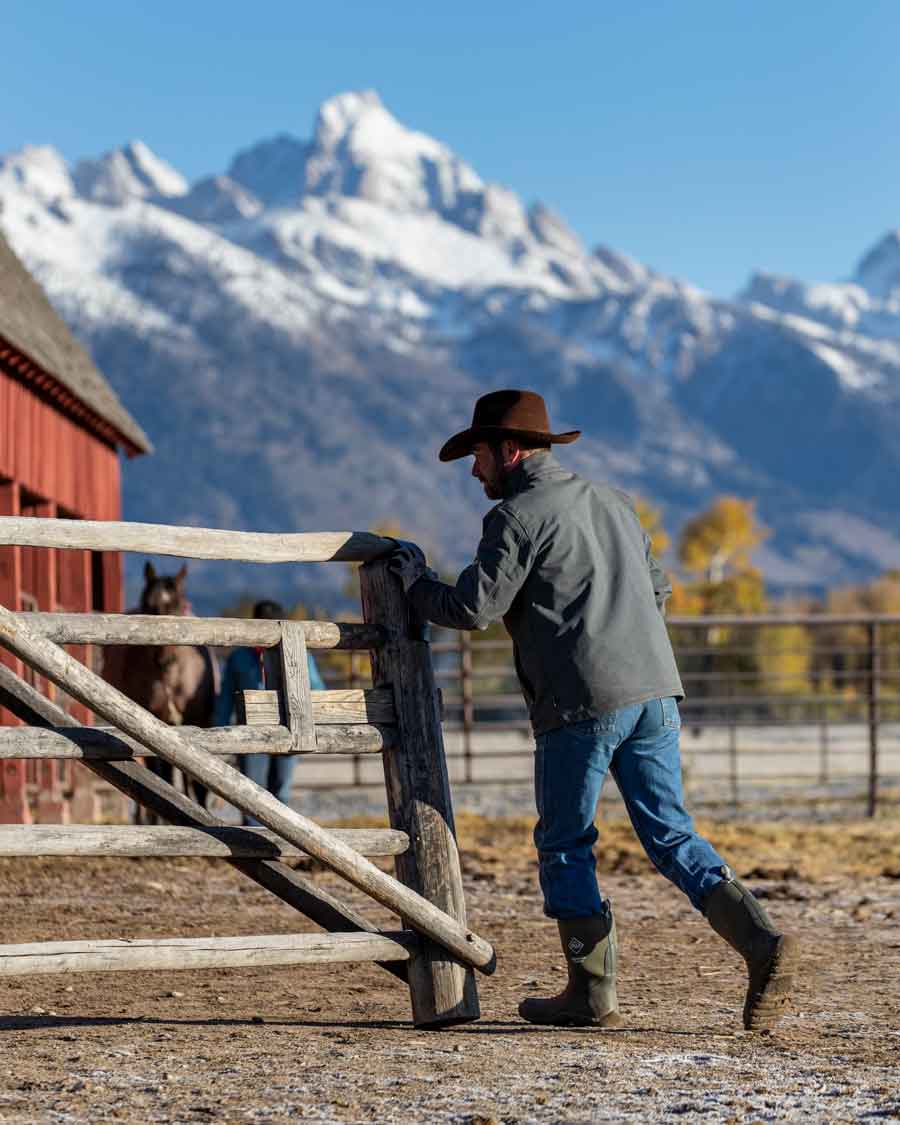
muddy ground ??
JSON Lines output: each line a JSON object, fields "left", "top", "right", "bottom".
{"left": 0, "top": 814, "right": 898, "bottom": 1123}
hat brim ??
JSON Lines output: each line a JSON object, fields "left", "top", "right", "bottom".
{"left": 439, "top": 426, "right": 581, "bottom": 463}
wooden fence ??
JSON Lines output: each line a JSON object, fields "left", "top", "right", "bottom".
{"left": 0, "top": 516, "right": 493, "bottom": 1027}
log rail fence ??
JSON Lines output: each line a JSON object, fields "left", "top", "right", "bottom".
{"left": 0, "top": 516, "right": 493, "bottom": 1027}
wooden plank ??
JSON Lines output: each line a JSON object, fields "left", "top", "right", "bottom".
{"left": 361, "top": 559, "right": 482, "bottom": 1026}
{"left": 0, "top": 606, "right": 495, "bottom": 975}
{"left": 0, "top": 825, "right": 409, "bottom": 858}
{"left": 241, "top": 689, "right": 397, "bottom": 727}
{"left": 314, "top": 689, "right": 397, "bottom": 725}
{"left": 0, "top": 722, "right": 396, "bottom": 759}
{"left": 0, "top": 661, "right": 410, "bottom": 984}
{"left": 0, "top": 931, "right": 416, "bottom": 977}
{"left": 0, "top": 517, "right": 395, "bottom": 564}
{"left": 281, "top": 622, "right": 315, "bottom": 752}
{"left": 23, "top": 612, "right": 385, "bottom": 651}
{"left": 239, "top": 691, "right": 281, "bottom": 725}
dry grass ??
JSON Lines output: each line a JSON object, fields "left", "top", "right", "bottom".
{"left": 455, "top": 810, "right": 900, "bottom": 881}
{"left": 336, "top": 807, "right": 900, "bottom": 881}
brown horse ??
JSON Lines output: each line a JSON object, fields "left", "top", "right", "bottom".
{"left": 103, "top": 562, "right": 217, "bottom": 812}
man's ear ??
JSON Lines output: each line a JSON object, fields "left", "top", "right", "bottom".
{"left": 501, "top": 439, "right": 522, "bottom": 468}
{"left": 144, "top": 561, "right": 156, "bottom": 583}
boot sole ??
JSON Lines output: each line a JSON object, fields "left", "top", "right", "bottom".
{"left": 744, "top": 934, "right": 801, "bottom": 1031}
{"left": 518, "top": 1003, "right": 624, "bottom": 1029}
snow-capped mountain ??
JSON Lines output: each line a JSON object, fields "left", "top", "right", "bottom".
{"left": 2, "top": 90, "right": 900, "bottom": 607}
{"left": 73, "top": 140, "right": 188, "bottom": 205}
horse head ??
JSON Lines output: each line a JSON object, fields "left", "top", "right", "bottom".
{"left": 140, "top": 562, "right": 189, "bottom": 616}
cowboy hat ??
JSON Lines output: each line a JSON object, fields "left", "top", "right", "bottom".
{"left": 439, "top": 389, "right": 581, "bottom": 462}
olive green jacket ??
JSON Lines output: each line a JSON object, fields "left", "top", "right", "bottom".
{"left": 408, "top": 452, "right": 684, "bottom": 734}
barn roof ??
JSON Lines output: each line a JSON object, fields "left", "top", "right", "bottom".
{"left": 0, "top": 232, "right": 151, "bottom": 455}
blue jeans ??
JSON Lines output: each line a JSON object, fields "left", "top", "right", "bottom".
{"left": 237, "top": 754, "right": 297, "bottom": 827}
{"left": 534, "top": 698, "right": 727, "bottom": 918}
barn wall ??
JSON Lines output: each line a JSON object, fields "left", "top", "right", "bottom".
{"left": 0, "top": 368, "right": 122, "bottom": 521}
{"left": 0, "top": 369, "right": 130, "bottom": 821}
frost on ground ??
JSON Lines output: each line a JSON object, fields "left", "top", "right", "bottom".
{"left": 0, "top": 815, "right": 897, "bottom": 1123}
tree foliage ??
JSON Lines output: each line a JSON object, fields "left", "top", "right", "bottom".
{"left": 678, "top": 496, "right": 769, "bottom": 583}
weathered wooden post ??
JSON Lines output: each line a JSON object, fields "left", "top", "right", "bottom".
{"left": 360, "top": 560, "right": 480, "bottom": 1027}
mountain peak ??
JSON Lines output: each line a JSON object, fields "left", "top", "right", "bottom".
{"left": 315, "top": 90, "right": 385, "bottom": 142}
{"left": 304, "top": 88, "right": 480, "bottom": 211}
{"left": 854, "top": 230, "right": 900, "bottom": 299}
{"left": 73, "top": 140, "right": 188, "bottom": 205}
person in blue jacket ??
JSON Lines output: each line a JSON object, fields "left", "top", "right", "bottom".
{"left": 214, "top": 600, "right": 325, "bottom": 824}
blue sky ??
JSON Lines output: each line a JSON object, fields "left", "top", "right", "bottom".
{"left": 4, "top": 0, "right": 899, "bottom": 296}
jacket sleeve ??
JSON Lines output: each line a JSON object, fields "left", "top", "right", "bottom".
{"left": 644, "top": 532, "right": 673, "bottom": 614}
{"left": 408, "top": 506, "right": 533, "bottom": 630}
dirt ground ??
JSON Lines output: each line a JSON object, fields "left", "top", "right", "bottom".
{"left": 0, "top": 814, "right": 898, "bottom": 1124}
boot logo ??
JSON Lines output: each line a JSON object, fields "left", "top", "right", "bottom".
{"left": 567, "top": 937, "right": 585, "bottom": 955}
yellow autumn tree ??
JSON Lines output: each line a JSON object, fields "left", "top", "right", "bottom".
{"left": 673, "top": 497, "right": 771, "bottom": 705}
{"left": 679, "top": 496, "right": 769, "bottom": 584}
{"left": 676, "top": 497, "right": 769, "bottom": 616}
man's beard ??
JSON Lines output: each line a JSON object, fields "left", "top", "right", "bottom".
{"left": 480, "top": 445, "right": 505, "bottom": 500}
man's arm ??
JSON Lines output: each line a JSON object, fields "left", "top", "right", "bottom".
{"left": 644, "top": 531, "right": 673, "bottom": 614}
{"left": 407, "top": 506, "right": 533, "bottom": 630}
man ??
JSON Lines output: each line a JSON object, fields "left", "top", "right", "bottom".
{"left": 214, "top": 600, "right": 326, "bottom": 825}
{"left": 389, "top": 389, "right": 799, "bottom": 1031}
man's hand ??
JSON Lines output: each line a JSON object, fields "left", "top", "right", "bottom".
{"left": 388, "top": 543, "right": 438, "bottom": 593}
{"left": 389, "top": 539, "right": 426, "bottom": 565}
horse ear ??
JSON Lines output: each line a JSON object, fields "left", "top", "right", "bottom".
{"left": 144, "top": 561, "right": 156, "bottom": 583}
{"left": 175, "top": 564, "right": 188, "bottom": 589}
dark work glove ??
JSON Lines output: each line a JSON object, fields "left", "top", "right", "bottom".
{"left": 388, "top": 538, "right": 426, "bottom": 565}
{"left": 388, "top": 544, "right": 438, "bottom": 593}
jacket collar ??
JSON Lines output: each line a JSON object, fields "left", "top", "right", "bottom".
{"left": 501, "top": 451, "right": 561, "bottom": 499}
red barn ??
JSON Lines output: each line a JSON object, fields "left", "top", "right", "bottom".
{"left": 0, "top": 232, "right": 151, "bottom": 822}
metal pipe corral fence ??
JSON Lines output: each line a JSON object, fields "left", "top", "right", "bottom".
{"left": 318, "top": 614, "right": 900, "bottom": 817}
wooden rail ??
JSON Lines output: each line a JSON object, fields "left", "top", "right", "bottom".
{"left": 0, "top": 932, "right": 417, "bottom": 977}
{"left": 0, "top": 722, "right": 395, "bottom": 759}
{"left": 21, "top": 612, "right": 384, "bottom": 651}
{"left": 0, "top": 516, "right": 396, "bottom": 564}
{"left": 0, "top": 825, "right": 409, "bottom": 858}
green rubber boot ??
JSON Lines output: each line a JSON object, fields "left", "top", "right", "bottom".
{"left": 705, "top": 875, "right": 801, "bottom": 1031}
{"left": 519, "top": 907, "right": 623, "bottom": 1027}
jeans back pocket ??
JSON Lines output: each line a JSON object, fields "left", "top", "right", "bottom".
{"left": 661, "top": 696, "right": 681, "bottom": 730}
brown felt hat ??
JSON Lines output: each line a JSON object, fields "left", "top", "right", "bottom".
{"left": 439, "top": 389, "right": 581, "bottom": 462}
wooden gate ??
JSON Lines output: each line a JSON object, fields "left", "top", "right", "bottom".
{"left": 0, "top": 517, "right": 493, "bottom": 1027}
